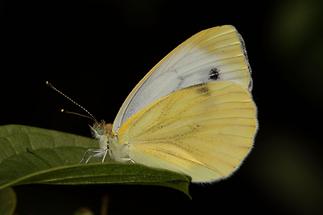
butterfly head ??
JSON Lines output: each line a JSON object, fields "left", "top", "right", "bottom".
{"left": 90, "top": 121, "right": 113, "bottom": 138}
{"left": 89, "top": 121, "right": 113, "bottom": 149}
{"left": 90, "top": 121, "right": 129, "bottom": 162}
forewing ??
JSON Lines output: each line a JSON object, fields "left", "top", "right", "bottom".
{"left": 113, "top": 25, "right": 252, "bottom": 132}
{"left": 118, "top": 81, "right": 257, "bottom": 182}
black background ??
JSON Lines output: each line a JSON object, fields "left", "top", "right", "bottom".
{"left": 1, "top": 0, "right": 323, "bottom": 214}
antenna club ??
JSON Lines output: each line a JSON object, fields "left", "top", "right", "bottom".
{"left": 46, "top": 81, "right": 55, "bottom": 89}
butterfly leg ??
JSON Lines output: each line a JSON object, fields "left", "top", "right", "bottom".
{"left": 80, "top": 148, "right": 107, "bottom": 164}
{"left": 119, "top": 157, "right": 135, "bottom": 163}
{"left": 101, "top": 149, "right": 108, "bottom": 163}
{"left": 129, "top": 158, "right": 135, "bottom": 164}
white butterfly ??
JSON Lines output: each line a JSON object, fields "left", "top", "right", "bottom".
{"left": 59, "top": 25, "right": 257, "bottom": 183}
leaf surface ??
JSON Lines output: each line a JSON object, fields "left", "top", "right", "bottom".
{"left": 0, "top": 125, "right": 190, "bottom": 196}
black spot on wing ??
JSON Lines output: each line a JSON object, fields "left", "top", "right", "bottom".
{"left": 209, "top": 68, "right": 220, "bottom": 80}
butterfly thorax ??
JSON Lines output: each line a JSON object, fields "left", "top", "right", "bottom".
{"left": 91, "top": 121, "right": 130, "bottom": 162}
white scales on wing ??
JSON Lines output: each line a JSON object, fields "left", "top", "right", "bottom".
{"left": 112, "top": 25, "right": 252, "bottom": 133}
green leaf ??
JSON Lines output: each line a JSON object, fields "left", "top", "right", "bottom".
{"left": 0, "top": 125, "right": 190, "bottom": 196}
{"left": 0, "top": 187, "right": 16, "bottom": 215}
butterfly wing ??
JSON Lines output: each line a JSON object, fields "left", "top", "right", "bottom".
{"left": 117, "top": 81, "right": 257, "bottom": 183}
{"left": 113, "top": 25, "right": 252, "bottom": 133}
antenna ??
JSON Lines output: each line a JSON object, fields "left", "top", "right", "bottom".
{"left": 46, "top": 81, "right": 98, "bottom": 123}
{"left": 61, "top": 108, "right": 95, "bottom": 120}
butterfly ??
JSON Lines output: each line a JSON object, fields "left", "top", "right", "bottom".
{"left": 82, "top": 25, "right": 258, "bottom": 183}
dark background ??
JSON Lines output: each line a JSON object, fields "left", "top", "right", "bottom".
{"left": 1, "top": 0, "right": 323, "bottom": 214}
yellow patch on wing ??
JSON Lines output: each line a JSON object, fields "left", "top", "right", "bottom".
{"left": 118, "top": 81, "right": 257, "bottom": 182}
